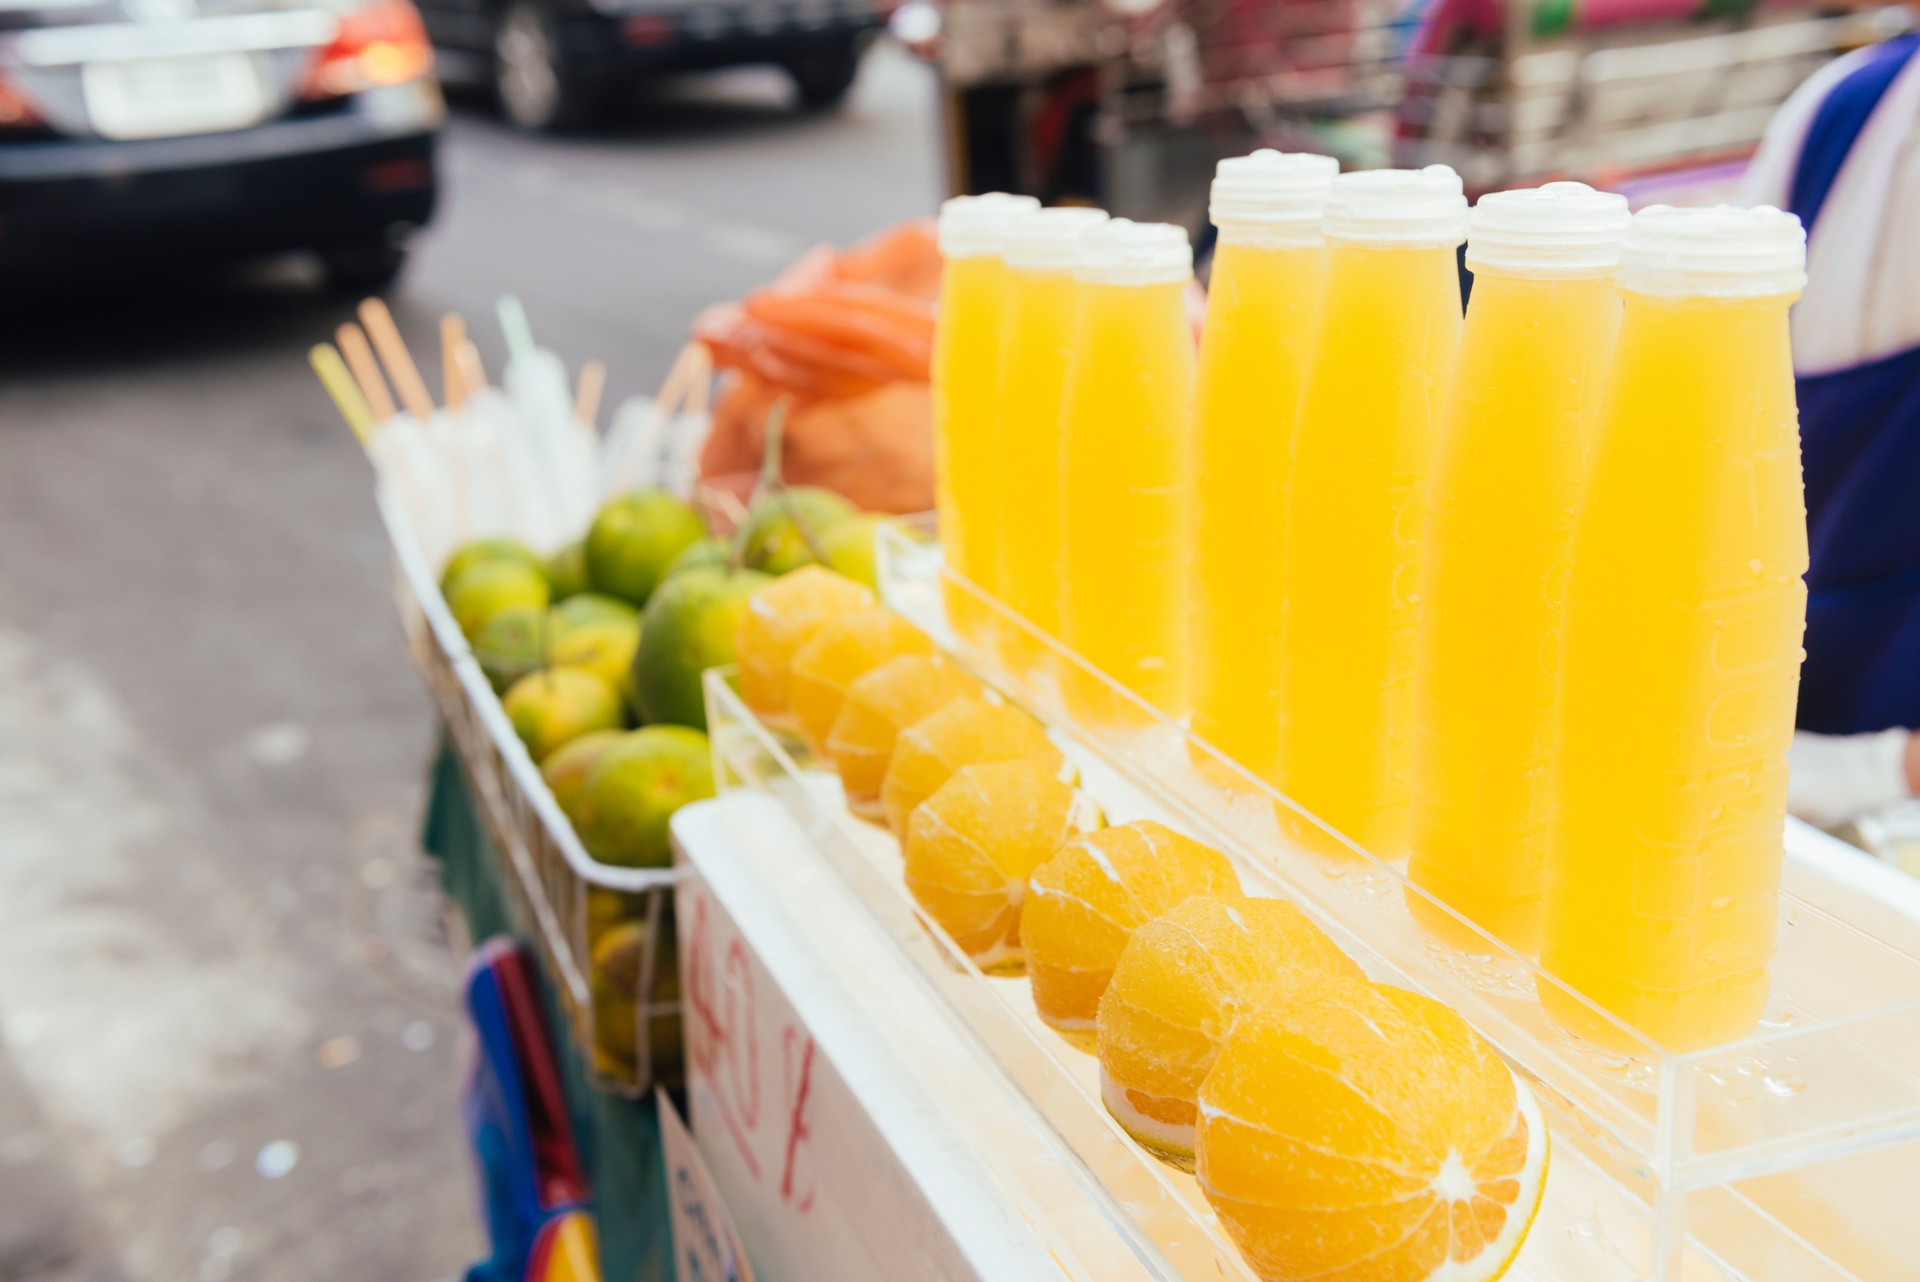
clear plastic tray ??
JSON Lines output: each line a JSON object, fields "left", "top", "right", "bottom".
{"left": 849, "top": 518, "right": 1920, "bottom": 1282}
{"left": 705, "top": 667, "right": 1269, "bottom": 1282}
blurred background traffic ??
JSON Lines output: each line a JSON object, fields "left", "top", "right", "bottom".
{"left": 1, "top": 0, "right": 1916, "bottom": 1276}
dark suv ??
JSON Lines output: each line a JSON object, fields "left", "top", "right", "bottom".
{"left": 0, "top": 0, "right": 441, "bottom": 288}
{"left": 418, "top": 0, "right": 886, "bottom": 130}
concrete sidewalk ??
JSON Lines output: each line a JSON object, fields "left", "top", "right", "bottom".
{"left": 0, "top": 1040, "right": 124, "bottom": 1282}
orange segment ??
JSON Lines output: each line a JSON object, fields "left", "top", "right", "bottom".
{"left": 1196, "top": 981, "right": 1548, "bottom": 1282}
{"left": 1021, "top": 821, "right": 1241, "bottom": 1047}
{"left": 879, "top": 696, "right": 1060, "bottom": 839}
{"left": 788, "top": 607, "right": 933, "bottom": 751}
{"left": 1097, "top": 895, "right": 1363, "bottom": 1168}
{"left": 826, "top": 654, "right": 981, "bottom": 821}
{"left": 735, "top": 566, "right": 875, "bottom": 731}
{"left": 904, "top": 760, "right": 1099, "bottom": 972}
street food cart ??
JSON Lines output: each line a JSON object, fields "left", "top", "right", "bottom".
{"left": 913, "top": 0, "right": 1911, "bottom": 220}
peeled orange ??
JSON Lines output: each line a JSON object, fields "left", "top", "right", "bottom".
{"left": 1196, "top": 981, "right": 1547, "bottom": 1282}
{"left": 1021, "top": 821, "right": 1240, "bottom": 1048}
{"left": 1097, "top": 895, "right": 1363, "bottom": 1168}
{"left": 879, "top": 696, "right": 1060, "bottom": 839}
{"left": 787, "top": 606, "right": 933, "bottom": 750}
{"left": 735, "top": 566, "right": 875, "bottom": 732}
{"left": 826, "top": 653, "right": 980, "bottom": 820}
{"left": 903, "top": 759, "right": 1098, "bottom": 972}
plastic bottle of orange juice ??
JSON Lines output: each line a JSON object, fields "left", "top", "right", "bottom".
{"left": 1407, "top": 183, "right": 1629, "bottom": 954}
{"left": 1543, "top": 205, "right": 1808, "bottom": 1053}
{"left": 1189, "top": 150, "right": 1337, "bottom": 785}
{"left": 1274, "top": 167, "right": 1467, "bottom": 857}
{"left": 995, "top": 206, "right": 1110, "bottom": 669}
{"left": 934, "top": 192, "right": 1039, "bottom": 639}
{"left": 1058, "top": 220, "right": 1196, "bottom": 720}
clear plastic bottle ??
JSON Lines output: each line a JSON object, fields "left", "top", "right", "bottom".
{"left": 1058, "top": 219, "right": 1196, "bottom": 720}
{"left": 1543, "top": 204, "right": 1808, "bottom": 1053}
{"left": 1275, "top": 166, "right": 1468, "bottom": 856}
{"left": 933, "top": 192, "right": 1040, "bottom": 640}
{"left": 1408, "top": 182, "right": 1629, "bottom": 954}
{"left": 995, "top": 206, "right": 1110, "bottom": 671}
{"left": 1189, "top": 151, "right": 1337, "bottom": 785}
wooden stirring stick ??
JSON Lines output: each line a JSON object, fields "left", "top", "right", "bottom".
{"left": 336, "top": 322, "right": 397, "bottom": 422}
{"left": 309, "top": 344, "right": 376, "bottom": 446}
{"left": 441, "top": 313, "right": 469, "bottom": 412}
{"left": 358, "top": 296, "right": 435, "bottom": 421}
{"left": 575, "top": 359, "right": 606, "bottom": 429}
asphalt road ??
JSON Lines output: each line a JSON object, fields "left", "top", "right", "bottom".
{"left": 0, "top": 44, "right": 940, "bottom": 1282}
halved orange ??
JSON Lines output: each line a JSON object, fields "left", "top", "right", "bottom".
{"left": 879, "top": 696, "right": 1059, "bottom": 839}
{"left": 826, "top": 654, "right": 980, "bottom": 821}
{"left": 903, "top": 759, "right": 1100, "bottom": 972}
{"left": 1196, "top": 981, "right": 1548, "bottom": 1282}
{"left": 735, "top": 566, "right": 875, "bottom": 732}
{"left": 1021, "top": 821, "right": 1241, "bottom": 1048}
{"left": 1097, "top": 894, "right": 1363, "bottom": 1168}
{"left": 787, "top": 606, "right": 933, "bottom": 751}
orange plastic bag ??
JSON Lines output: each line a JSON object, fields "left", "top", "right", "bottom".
{"left": 695, "top": 220, "right": 940, "bottom": 512}
{"left": 697, "top": 374, "right": 934, "bottom": 516}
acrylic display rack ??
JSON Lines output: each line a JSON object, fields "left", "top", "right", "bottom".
{"left": 707, "top": 516, "right": 1920, "bottom": 1282}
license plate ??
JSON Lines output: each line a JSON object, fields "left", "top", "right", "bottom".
{"left": 82, "top": 53, "right": 266, "bottom": 141}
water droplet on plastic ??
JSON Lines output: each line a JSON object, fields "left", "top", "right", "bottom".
{"left": 255, "top": 1141, "right": 300, "bottom": 1180}
{"left": 1763, "top": 1074, "right": 1807, "bottom": 1098}
{"left": 1566, "top": 1214, "right": 1604, "bottom": 1241}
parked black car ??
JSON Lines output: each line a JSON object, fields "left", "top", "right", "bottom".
{"left": 0, "top": 0, "right": 441, "bottom": 289}
{"left": 418, "top": 0, "right": 886, "bottom": 131}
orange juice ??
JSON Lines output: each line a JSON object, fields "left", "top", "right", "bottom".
{"left": 1189, "top": 151, "right": 1336, "bottom": 784}
{"left": 1058, "top": 220, "right": 1196, "bottom": 719}
{"left": 996, "top": 206, "right": 1109, "bottom": 668}
{"left": 1274, "top": 167, "right": 1467, "bottom": 857}
{"left": 934, "top": 193, "right": 1040, "bottom": 640}
{"left": 1543, "top": 205, "right": 1808, "bottom": 1053}
{"left": 1408, "top": 183, "right": 1628, "bottom": 954}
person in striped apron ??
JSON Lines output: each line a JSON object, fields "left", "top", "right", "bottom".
{"left": 1741, "top": 27, "right": 1920, "bottom": 828}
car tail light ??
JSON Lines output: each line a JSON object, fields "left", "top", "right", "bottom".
{"left": 621, "top": 13, "right": 676, "bottom": 46}
{"left": 301, "top": 0, "right": 434, "bottom": 100}
{"left": 0, "top": 69, "right": 41, "bottom": 128}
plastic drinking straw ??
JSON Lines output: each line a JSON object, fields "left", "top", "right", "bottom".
{"left": 309, "top": 344, "right": 376, "bottom": 445}
{"left": 359, "top": 297, "right": 436, "bottom": 421}
{"left": 575, "top": 359, "right": 606, "bottom": 428}
{"left": 498, "top": 295, "right": 536, "bottom": 365}
{"left": 458, "top": 341, "right": 488, "bottom": 393}
{"left": 442, "top": 313, "right": 469, "bottom": 411}
{"left": 337, "top": 322, "right": 397, "bottom": 422}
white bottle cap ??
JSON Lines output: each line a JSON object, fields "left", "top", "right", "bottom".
{"left": 1004, "top": 206, "right": 1111, "bottom": 271}
{"left": 1209, "top": 150, "right": 1339, "bottom": 239}
{"left": 1074, "top": 219, "right": 1193, "bottom": 286}
{"left": 1467, "top": 182, "right": 1630, "bottom": 276}
{"left": 938, "top": 192, "right": 1042, "bottom": 259}
{"left": 1618, "top": 204, "right": 1807, "bottom": 298}
{"left": 1322, "top": 165, "right": 1469, "bottom": 246}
